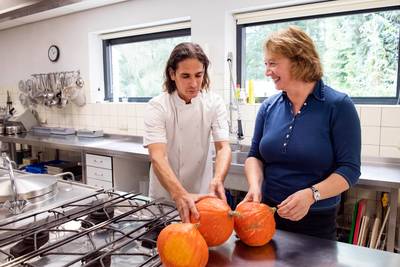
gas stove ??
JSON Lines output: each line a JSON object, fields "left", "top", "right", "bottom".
{"left": 0, "top": 190, "right": 179, "bottom": 267}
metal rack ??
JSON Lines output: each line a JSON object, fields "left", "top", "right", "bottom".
{"left": 18, "top": 70, "right": 85, "bottom": 109}
{"left": 0, "top": 190, "right": 178, "bottom": 267}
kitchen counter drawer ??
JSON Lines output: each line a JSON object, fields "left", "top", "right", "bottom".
{"left": 87, "top": 177, "right": 112, "bottom": 189}
{"left": 85, "top": 154, "right": 112, "bottom": 169}
{"left": 86, "top": 166, "right": 112, "bottom": 182}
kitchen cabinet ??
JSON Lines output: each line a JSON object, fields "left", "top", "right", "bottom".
{"left": 112, "top": 156, "right": 150, "bottom": 195}
{"left": 84, "top": 153, "right": 150, "bottom": 194}
{"left": 85, "top": 153, "right": 113, "bottom": 189}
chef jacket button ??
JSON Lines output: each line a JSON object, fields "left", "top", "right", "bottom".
{"left": 286, "top": 134, "right": 290, "bottom": 138}
{"left": 304, "top": 102, "right": 307, "bottom": 106}
{"left": 283, "top": 143, "right": 287, "bottom": 146}
{"left": 289, "top": 126, "right": 293, "bottom": 130}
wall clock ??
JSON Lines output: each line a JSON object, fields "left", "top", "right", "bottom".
{"left": 48, "top": 45, "right": 60, "bottom": 62}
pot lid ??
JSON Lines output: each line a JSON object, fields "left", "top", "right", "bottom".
{"left": 0, "top": 174, "right": 57, "bottom": 203}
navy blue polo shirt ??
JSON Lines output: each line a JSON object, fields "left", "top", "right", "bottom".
{"left": 248, "top": 80, "right": 361, "bottom": 210}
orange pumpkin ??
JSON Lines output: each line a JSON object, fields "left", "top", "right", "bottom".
{"left": 234, "top": 202, "right": 276, "bottom": 246}
{"left": 190, "top": 197, "right": 234, "bottom": 247}
{"left": 157, "top": 223, "right": 208, "bottom": 267}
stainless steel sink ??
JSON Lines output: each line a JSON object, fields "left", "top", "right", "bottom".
{"left": 212, "top": 144, "right": 249, "bottom": 165}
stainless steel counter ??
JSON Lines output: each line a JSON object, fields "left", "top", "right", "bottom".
{"left": 227, "top": 156, "right": 400, "bottom": 188}
{"left": 207, "top": 230, "right": 400, "bottom": 266}
{"left": 0, "top": 132, "right": 149, "bottom": 159}
{"left": 1, "top": 133, "right": 399, "bottom": 251}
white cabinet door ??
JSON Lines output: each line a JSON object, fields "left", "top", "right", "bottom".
{"left": 87, "top": 177, "right": 112, "bottom": 189}
{"left": 86, "top": 166, "right": 112, "bottom": 182}
{"left": 85, "top": 154, "right": 112, "bottom": 169}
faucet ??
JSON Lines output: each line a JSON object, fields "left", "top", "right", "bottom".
{"left": 227, "top": 52, "right": 244, "bottom": 151}
{"left": 2, "top": 152, "right": 27, "bottom": 214}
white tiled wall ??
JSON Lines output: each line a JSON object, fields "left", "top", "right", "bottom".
{"left": 1, "top": 89, "right": 399, "bottom": 158}
{"left": 359, "top": 105, "right": 400, "bottom": 158}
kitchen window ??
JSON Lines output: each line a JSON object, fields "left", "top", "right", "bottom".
{"left": 103, "top": 28, "right": 191, "bottom": 102}
{"left": 236, "top": 1, "right": 400, "bottom": 104}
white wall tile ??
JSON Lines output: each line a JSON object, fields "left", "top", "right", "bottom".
{"left": 136, "top": 117, "right": 145, "bottom": 130}
{"left": 66, "top": 116, "right": 74, "bottom": 127}
{"left": 86, "top": 115, "right": 95, "bottom": 127}
{"left": 127, "top": 128, "right": 137, "bottom": 135}
{"left": 126, "top": 104, "right": 136, "bottom": 117}
{"left": 135, "top": 104, "right": 146, "bottom": 118}
{"left": 127, "top": 117, "right": 137, "bottom": 130}
{"left": 97, "top": 116, "right": 105, "bottom": 128}
{"left": 244, "top": 120, "right": 255, "bottom": 137}
{"left": 381, "top": 107, "right": 400, "bottom": 127}
{"left": 108, "top": 116, "right": 117, "bottom": 128}
{"left": 93, "top": 115, "right": 102, "bottom": 129}
{"left": 107, "top": 128, "right": 121, "bottom": 135}
{"left": 92, "top": 103, "right": 102, "bottom": 117}
{"left": 361, "top": 145, "right": 379, "bottom": 157}
{"left": 380, "top": 127, "right": 400, "bottom": 146}
{"left": 360, "top": 106, "right": 381, "bottom": 126}
{"left": 240, "top": 105, "right": 256, "bottom": 121}
{"left": 100, "top": 103, "right": 111, "bottom": 116}
{"left": 116, "top": 103, "right": 127, "bottom": 117}
{"left": 87, "top": 103, "right": 95, "bottom": 116}
{"left": 109, "top": 104, "right": 118, "bottom": 117}
{"left": 72, "top": 115, "right": 79, "bottom": 128}
{"left": 361, "top": 126, "right": 380, "bottom": 145}
{"left": 380, "top": 146, "right": 400, "bottom": 158}
{"left": 117, "top": 116, "right": 128, "bottom": 131}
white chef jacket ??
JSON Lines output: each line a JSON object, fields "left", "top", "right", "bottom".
{"left": 143, "top": 90, "right": 229, "bottom": 200}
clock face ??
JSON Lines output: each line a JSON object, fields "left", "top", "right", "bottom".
{"left": 48, "top": 45, "right": 60, "bottom": 62}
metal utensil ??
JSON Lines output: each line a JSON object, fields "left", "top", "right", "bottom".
{"left": 18, "top": 80, "right": 27, "bottom": 94}
{"left": 76, "top": 77, "right": 84, "bottom": 88}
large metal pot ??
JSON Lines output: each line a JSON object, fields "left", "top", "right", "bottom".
{"left": 0, "top": 174, "right": 57, "bottom": 203}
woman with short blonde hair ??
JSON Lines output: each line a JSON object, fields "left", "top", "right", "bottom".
{"left": 241, "top": 26, "right": 361, "bottom": 240}
{"left": 264, "top": 26, "right": 323, "bottom": 82}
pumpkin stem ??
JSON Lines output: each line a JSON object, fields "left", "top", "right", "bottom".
{"left": 229, "top": 210, "right": 240, "bottom": 217}
{"left": 193, "top": 223, "right": 201, "bottom": 228}
{"left": 270, "top": 207, "right": 277, "bottom": 213}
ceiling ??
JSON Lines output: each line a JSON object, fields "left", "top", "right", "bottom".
{"left": 0, "top": 0, "right": 129, "bottom": 31}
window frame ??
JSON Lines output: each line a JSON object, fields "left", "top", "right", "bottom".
{"left": 237, "top": 6, "right": 400, "bottom": 104}
{"left": 103, "top": 28, "right": 191, "bottom": 102}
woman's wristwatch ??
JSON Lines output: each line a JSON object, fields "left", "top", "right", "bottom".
{"left": 310, "top": 186, "right": 321, "bottom": 203}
